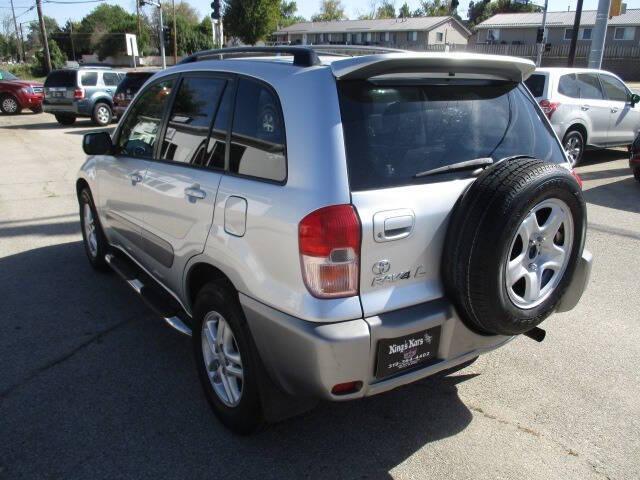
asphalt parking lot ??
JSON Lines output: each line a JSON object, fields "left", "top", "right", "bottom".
{"left": 1, "top": 111, "right": 639, "bottom": 480}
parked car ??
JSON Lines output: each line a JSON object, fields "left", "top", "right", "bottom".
{"left": 0, "top": 69, "right": 43, "bottom": 114}
{"left": 630, "top": 133, "right": 640, "bottom": 182}
{"left": 112, "top": 71, "right": 157, "bottom": 119}
{"left": 43, "top": 67, "right": 125, "bottom": 126}
{"left": 525, "top": 68, "right": 640, "bottom": 166}
{"left": 77, "top": 47, "right": 592, "bottom": 433}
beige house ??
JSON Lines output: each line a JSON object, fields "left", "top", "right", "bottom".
{"left": 273, "top": 17, "right": 471, "bottom": 49}
{"left": 473, "top": 9, "right": 640, "bottom": 46}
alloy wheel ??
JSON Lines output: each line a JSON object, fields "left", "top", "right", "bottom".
{"left": 2, "top": 97, "right": 18, "bottom": 113}
{"left": 83, "top": 203, "right": 98, "bottom": 258}
{"left": 201, "top": 311, "right": 243, "bottom": 407}
{"left": 505, "top": 198, "right": 574, "bottom": 309}
{"left": 96, "top": 106, "right": 110, "bottom": 125}
{"left": 564, "top": 134, "right": 582, "bottom": 166}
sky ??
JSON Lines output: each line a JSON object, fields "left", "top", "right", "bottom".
{"left": 2, "top": 0, "right": 640, "bottom": 31}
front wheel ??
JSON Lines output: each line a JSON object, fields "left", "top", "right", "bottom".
{"left": 0, "top": 95, "right": 21, "bottom": 114}
{"left": 563, "top": 130, "right": 585, "bottom": 166}
{"left": 79, "top": 188, "right": 109, "bottom": 271}
{"left": 193, "top": 283, "right": 263, "bottom": 434}
{"left": 92, "top": 103, "right": 112, "bottom": 126}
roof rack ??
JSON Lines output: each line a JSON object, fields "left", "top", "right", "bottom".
{"left": 178, "top": 45, "right": 409, "bottom": 68}
{"left": 179, "top": 46, "right": 322, "bottom": 67}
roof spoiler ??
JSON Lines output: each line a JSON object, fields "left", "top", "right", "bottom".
{"left": 330, "top": 52, "right": 536, "bottom": 83}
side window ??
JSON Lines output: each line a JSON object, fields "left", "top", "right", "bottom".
{"left": 80, "top": 71, "right": 98, "bottom": 87}
{"left": 229, "top": 78, "right": 286, "bottom": 182}
{"left": 116, "top": 79, "right": 174, "bottom": 158}
{"left": 195, "top": 82, "right": 234, "bottom": 169}
{"left": 576, "top": 74, "right": 604, "bottom": 100}
{"left": 160, "top": 76, "right": 226, "bottom": 165}
{"left": 599, "top": 75, "right": 629, "bottom": 102}
{"left": 103, "top": 72, "right": 121, "bottom": 87}
{"left": 558, "top": 74, "right": 579, "bottom": 98}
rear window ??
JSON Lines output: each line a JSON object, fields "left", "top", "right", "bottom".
{"left": 117, "top": 73, "right": 153, "bottom": 93}
{"left": 525, "top": 74, "right": 546, "bottom": 98}
{"left": 44, "top": 70, "right": 77, "bottom": 87}
{"left": 338, "top": 80, "right": 566, "bottom": 191}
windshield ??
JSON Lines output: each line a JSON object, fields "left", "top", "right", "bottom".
{"left": 0, "top": 70, "right": 18, "bottom": 81}
{"left": 338, "top": 80, "right": 566, "bottom": 191}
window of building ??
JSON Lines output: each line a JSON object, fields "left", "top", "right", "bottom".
{"left": 580, "top": 28, "right": 592, "bottom": 40}
{"left": 436, "top": 32, "right": 444, "bottom": 42}
{"left": 487, "top": 29, "right": 500, "bottom": 42}
{"left": 407, "top": 31, "right": 417, "bottom": 42}
{"left": 366, "top": 32, "right": 372, "bottom": 42}
{"left": 356, "top": 33, "right": 362, "bottom": 43}
{"left": 614, "top": 27, "right": 634, "bottom": 40}
{"left": 229, "top": 78, "right": 286, "bottom": 182}
{"left": 80, "top": 72, "right": 98, "bottom": 86}
{"left": 384, "top": 32, "right": 390, "bottom": 42}
{"left": 564, "top": 28, "right": 574, "bottom": 40}
{"left": 117, "top": 79, "right": 174, "bottom": 159}
{"left": 599, "top": 74, "right": 629, "bottom": 102}
{"left": 160, "top": 76, "right": 226, "bottom": 165}
{"left": 103, "top": 72, "right": 121, "bottom": 87}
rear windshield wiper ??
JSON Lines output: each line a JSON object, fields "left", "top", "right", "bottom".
{"left": 413, "top": 155, "right": 537, "bottom": 179}
{"left": 414, "top": 157, "right": 494, "bottom": 178}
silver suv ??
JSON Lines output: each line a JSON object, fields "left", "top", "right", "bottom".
{"left": 525, "top": 67, "right": 640, "bottom": 166}
{"left": 77, "top": 47, "right": 592, "bottom": 433}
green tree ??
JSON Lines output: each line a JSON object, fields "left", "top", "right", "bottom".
{"left": 376, "top": 0, "right": 396, "bottom": 18}
{"left": 398, "top": 2, "right": 411, "bottom": 17}
{"left": 415, "top": 0, "right": 449, "bottom": 16}
{"left": 311, "top": 0, "right": 346, "bottom": 21}
{"left": 224, "top": 0, "right": 280, "bottom": 45}
{"left": 467, "top": 0, "right": 539, "bottom": 27}
{"left": 279, "top": 1, "right": 306, "bottom": 27}
{"left": 32, "top": 39, "right": 66, "bottom": 75}
{"left": 26, "top": 16, "right": 60, "bottom": 53}
{"left": 76, "top": 5, "right": 139, "bottom": 58}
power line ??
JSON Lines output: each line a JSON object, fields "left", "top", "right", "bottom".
{"left": 43, "top": 0, "right": 108, "bottom": 3}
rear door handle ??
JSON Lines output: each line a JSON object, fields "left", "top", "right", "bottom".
{"left": 611, "top": 108, "right": 619, "bottom": 113}
{"left": 129, "top": 173, "right": 143, "bottom": 185}
{"left": 185, "top": 185, "right": 206, "bottom": 202}
{"left": 581, "top": 105, "right": 590, "bottom": 111}
{"left": 373, "top": 209, "right": 415, "bottom": 242}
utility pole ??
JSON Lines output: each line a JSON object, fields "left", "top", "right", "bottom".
{"left": 567, "top": 0, "right": 584, "bottom": 67}
{"left": 535, "top": 0, "right": 549, "bottom": 67}
{"left": 69, "top": 21, "right": 76, "bottom": 62}
{"left": 136, "top": 0, "right": 142, "bottom": 39}
{"left": 9, "top": 0, "right": 24, "bottom": 61}
{"left": 140, "top": 0, "right": 166, "bottom": 69}
{"left": 36, "top": 0, "right": 52, "bottom": 73}
{"left": 18, "top": 22, "right": 26, "bottom": 61}
{"left": 172, "top": 0, "right": 177, "bottom": 65}
{"left": 587, "top": 0, "right": 611, "bottom": 69}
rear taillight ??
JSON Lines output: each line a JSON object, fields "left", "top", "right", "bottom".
{"left": 299, "top": 205, "right": 361, "bottom": 298}
{"left": 74, "top": 88, "right": 85, "bottom": 99}
{"left": 571, "top": 170, "right": 583, "bottom": 188}
{"left": 539, "top": 99, "right": 559, "bottom": 119}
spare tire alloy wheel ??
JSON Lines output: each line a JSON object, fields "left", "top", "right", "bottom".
{"left": 201, "top": 311, "right": 244, "bottom": 407}
{"left": 505, "top": 198, "right": 573, "bottom": 309}
{"left": 443, "top": 159, "right": 586, "bottom": 336}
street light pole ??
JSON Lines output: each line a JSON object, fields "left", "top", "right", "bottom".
{"left": 588, "top": 0, "right": 611, "bottom": 69}
{"left": 172, "top": 0, "right": 177, "bottom": 65}
{"left": 567, "top": 0, "right": 584, "bottom": 67}
{"left": 141, "top": 0, "right": 166, "bottom": 70}
{"left": 535, "top": 0, "right": 549, "bottom": 67}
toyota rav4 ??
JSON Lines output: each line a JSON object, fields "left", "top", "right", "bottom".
{"left": 77, "top": 47, "right": 592, "bottom": 434}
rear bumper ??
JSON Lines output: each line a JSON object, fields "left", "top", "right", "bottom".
{"left": 241, "top": 294, "right": 512, "bottom": 401}
{"left": 43, "top": 99, "right": 93, "bottom": 116}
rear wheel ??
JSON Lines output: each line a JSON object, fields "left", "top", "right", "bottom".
{"left": 92, "top": 102, "right": 112, "bottom": 126}
{"left": 30, "top": 105, "right": 43, "bottom": 114}
{"left": 563, "top": 129, "right": 584, "bottom": 166}
{"left": 0, "top": 94, "right": 21, "bottom": 114}
{"left": 193, "top": 282, "right": 263, "bottom": 434}
{"left": 55, "top": 114, "right": 76, "bottom": 125}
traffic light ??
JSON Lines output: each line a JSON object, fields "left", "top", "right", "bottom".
{"left": 536, "top": 27, "right": 544, "bottom": 43}
{"left": 163, "top": 26, "right": 171, "bottom": 47}
{"left": 211, "top": 0, "right": 221, "bottom": 20}
{"left": 609, "top": 0, "right": 622, "bottom": 17}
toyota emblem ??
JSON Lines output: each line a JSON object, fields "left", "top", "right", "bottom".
{"left": 372, "top": 260, "right": 391, "bottom": 275}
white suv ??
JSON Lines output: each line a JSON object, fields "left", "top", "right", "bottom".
{"left": 525, "top": 67, "right": 640, "bottom": 165}
{"left": 77, "top": 47, "right": 592, "bottom": 433}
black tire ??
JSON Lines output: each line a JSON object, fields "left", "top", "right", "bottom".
{"left": 55, "top": 113, "right": 76, "bottom": 125}
{"left": 193, "top": 282, "right": 263, "bottom": 434}
{"left": 92, "top": 102, "right": 112, "bottom": 126}
{"left": 78, "top": 188, "right": 109, "bottom": 271}
{"left": 30, "top": 105, "right": 43, "bottom": 114}
{"left": 0, "top": 94, "right": 22, "bottom": 114}
{"left": 563, "top": 129, "right": 585, "bottom": 166}
{"left": 443, "top": 159, "right": 587, "bottom": 336}
{"left": 634, "top": 167, "right": 640, "bottom": 182}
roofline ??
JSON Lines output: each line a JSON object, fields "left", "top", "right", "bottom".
{"left": 475, "top": 8, "right": 640, "bottom": 28}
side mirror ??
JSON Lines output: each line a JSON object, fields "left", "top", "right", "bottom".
{"left": 83, "top": 132, "right": 113, "bottom": 155}
{"left": 630, "top": 93, "right": 640, "bottom": 107}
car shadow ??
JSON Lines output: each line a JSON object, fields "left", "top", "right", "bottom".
{"left": 582, "top": 176, "right": 640, "bottom": 214}
{"left": 0, "top": 117, "right": 115, "bottom": 132}
{"left": 580, "top": 148, "right": 627, "bottom": 167}
{"left": 0, "top": 241, "right": 476, "bottom": 479}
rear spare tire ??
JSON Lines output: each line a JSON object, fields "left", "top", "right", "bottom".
{"left": 443, "top": 159, "right": 586, "bottom": 336}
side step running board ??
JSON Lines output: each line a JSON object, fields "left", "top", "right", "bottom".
{"left": 105, "top": 253, "right": 192, "bottom": 337}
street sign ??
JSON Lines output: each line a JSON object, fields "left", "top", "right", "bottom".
{"left": 125, "top": 33, "right": 138, "bottom": 57}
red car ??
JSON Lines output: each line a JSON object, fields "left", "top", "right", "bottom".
{"left": 0, "top": 69, "right": 44, "bottom": 114}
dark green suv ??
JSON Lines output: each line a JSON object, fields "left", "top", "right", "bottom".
{"left": 43, "top": 67, "right": 125, "bottom": 126}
